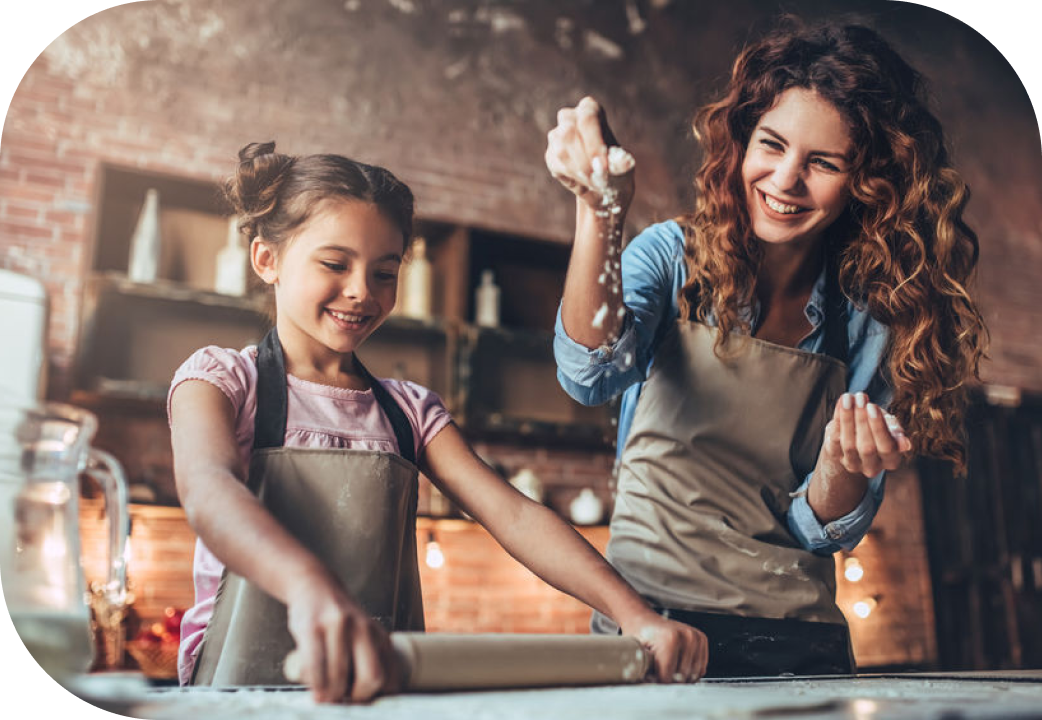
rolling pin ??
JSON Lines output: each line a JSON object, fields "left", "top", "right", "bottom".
{"left": 284, "top": 633, "right": 651, "bottom": 691}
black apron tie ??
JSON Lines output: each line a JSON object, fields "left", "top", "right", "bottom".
{"left": 821, "top": 242, "right": 849, "bottom": 365}
{"left": 252, "top": 328, "right": 415, "bottom": 465}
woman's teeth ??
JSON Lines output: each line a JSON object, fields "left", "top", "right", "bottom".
{"left": 763, "top": 193, "right": 804, "bottom": 214}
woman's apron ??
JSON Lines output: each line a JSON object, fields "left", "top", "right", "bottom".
{"left": 191, "top": 329, "right": 425, "bottom": 686}
{"left": 596, "top": 264, "right": 856, "bottom": 676}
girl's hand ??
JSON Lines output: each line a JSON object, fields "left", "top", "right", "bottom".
{"left": 620, "top": 611, "right": 709, "bottom": 683}
{"left": 283, "top": 572, "right": 402, "bottom": 703}
{"left": 822, "top": 392, "right": 912, "bottom": 478}
{"left": 545, "top": 96, "right": 635, "bottom": 211}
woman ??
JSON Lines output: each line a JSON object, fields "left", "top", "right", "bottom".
{"left": 545, "top": 20, "right": 986, "bottom": 677}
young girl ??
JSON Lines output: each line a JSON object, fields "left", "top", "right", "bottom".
{"left": 546, "top": 20, "right": 987, "bottom": 676}
{"left": 168, "top": 141, "right": 706, "bottom": 703}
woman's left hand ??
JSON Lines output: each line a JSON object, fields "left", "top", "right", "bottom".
{"left": 619, "top": 612, "right": 709, "bottom": 683}
{"left": 823, "top": 392, "right": 912, "bottom": 478}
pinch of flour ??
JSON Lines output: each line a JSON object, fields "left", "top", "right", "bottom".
{"left": 590, "top": 146, "right": 634, "bottom": 206}
{"left": 607, "top": 146, "right": 635, "bottom": 175}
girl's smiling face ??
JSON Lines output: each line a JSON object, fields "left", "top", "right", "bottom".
{"left": 742, "top": 88, "right": 854, "bottom": 249}
{"left": 253, "top": 199, "right": 404, "bottom": 366}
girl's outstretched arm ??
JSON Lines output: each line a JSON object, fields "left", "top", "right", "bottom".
{"left": 170, "top": 380, "right": 401, "bottom": 703}
{"left": 420, "top": 421, "right": 708, "bottom": 682}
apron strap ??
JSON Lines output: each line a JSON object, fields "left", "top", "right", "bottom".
{"left": 352, "top": 355, "right": 417, "bottom": 467}
{"left": 252, "top": 328, "right": 416, "bottom": 465}
{"left": 253, "top": 328, "right": 288, "bottom": 450}
{"left": 675, "top": 238, "right": 848, "bottom": 365}
{"left": 821, "top": 242, "right": 849, "bottom": 365}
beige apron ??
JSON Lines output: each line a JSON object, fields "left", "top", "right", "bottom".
{"left": 191, "top": 329, "right": 424, "bottom": 687}
{"left": 597, "top": 321, "right": 848, "bottom": 630}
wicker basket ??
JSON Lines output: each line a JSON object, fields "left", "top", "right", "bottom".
{"left": 127, "top": 640, "right": 179, "bottom": 679}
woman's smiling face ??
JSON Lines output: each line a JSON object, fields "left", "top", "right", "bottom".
{"left": 742, "top": 87, "right": 854, "bottom": 249}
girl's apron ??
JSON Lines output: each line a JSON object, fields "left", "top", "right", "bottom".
{"left": 596, "top": 262, "right": 856, "bottom": 676}
{"left": 191, "top": 329, "right": 425, "bottom": 687}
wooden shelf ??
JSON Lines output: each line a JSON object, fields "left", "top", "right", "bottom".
{"left": 91, "top": 271, "right": 267, "bottom": 313}
{"left": 76, "top": 166, "right": 614, "bottom": 445}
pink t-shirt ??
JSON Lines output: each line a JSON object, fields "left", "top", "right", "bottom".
{"left": 167, "top": 345, "right": 453, "bottom": 685}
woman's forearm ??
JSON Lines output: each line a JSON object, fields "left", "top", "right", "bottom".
{"left": 807, "top": 454, "right": 870, "bottom": 523}
{"left": 560, "top": 199, "right": 628, "bottom": 350}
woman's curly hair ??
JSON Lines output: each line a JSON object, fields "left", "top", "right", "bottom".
{"left": 676, "top": 19, "right": 987, "bottom": 474}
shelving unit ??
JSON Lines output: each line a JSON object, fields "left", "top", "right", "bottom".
{"left": 74, "top": 164, "right": 614, "bottom": 446}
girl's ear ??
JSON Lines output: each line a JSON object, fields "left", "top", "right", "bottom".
{"left": 251, "top": 238, "right": 278, "bottom": 284}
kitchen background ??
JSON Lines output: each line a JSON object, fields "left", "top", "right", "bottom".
{"left": 1, "top": 0, "right": 1039, "bottom": 679}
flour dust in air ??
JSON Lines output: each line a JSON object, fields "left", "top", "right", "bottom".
{"left": 589, "top": 147, "right": 635, "bottom": 375}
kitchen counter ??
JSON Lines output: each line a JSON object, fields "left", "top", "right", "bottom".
{"left": 72, "top": 672, "right": 1042, "bottom": 720}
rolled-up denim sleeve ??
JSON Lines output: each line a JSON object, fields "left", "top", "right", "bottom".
{"left": 788, "top": 471, "right": 887, "bottom": 554}
{"left": 554, "top": 221, "right": 685, "bottom": 407}
{"left": 554, "top": 311, "right": 642, "bottom": 406}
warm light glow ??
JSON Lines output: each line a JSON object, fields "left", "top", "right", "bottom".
{"left": 852, "top": 597, "right": 877, "bottom": 619}
{"left": 844, "top": 556, "right": 864, "bottom": 582}
{"left": 425, "top": 539, "right": 445, "bottom": 569}
{"left": 851, "top": 698, "right": 879, "bottom": 719}
{"left": 42, "top": 532, "right": 67, "bottom": 559}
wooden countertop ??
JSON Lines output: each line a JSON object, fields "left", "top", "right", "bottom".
{"left": 67, "top": 671, "right": 1042, "bottom": 720}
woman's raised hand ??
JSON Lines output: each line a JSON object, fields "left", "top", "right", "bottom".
{"left": 545, "top": 96, "right": 635, "bottom": 210}
{"left": 823, "top": 392, "right": 913, "bottom": 478}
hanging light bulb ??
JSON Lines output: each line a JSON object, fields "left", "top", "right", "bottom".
{"left": 852, "top": 597, "right": 878, "bottom": 619}
{"left": 844, "top": 556, "right": 864, "bottom": 582}
{"left": 425, "top": 531, "right": 445, "bottom": 569}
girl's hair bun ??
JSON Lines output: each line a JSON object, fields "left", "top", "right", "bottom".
{"left": 225, "top": 141, "right": 294, "bottom": 238}
{"left": 222, "top": 142, "right": 414, "bottom": 255}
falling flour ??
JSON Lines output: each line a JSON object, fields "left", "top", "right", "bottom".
{"left": 589, "top": 146, "right": 635, "bottom": 337}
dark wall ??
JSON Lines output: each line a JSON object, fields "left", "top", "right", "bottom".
{"left": 2, "top": 0, "right": 1040, "bottom": 392}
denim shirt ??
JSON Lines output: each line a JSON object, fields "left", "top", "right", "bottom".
{"left": 554, "top": 220, "right": 892, "bottom": 554}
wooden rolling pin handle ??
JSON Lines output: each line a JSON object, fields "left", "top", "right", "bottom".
{"left": 284, "top": 634, "right": 650, "bottom": 691}
{"left": 281, "top": 645, "right": 417, "bottom": 686}
{"left": 283, "top": 648, "right": 303, "bottom": 683}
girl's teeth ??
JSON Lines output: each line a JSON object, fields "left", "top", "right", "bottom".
{"left": 764, "top": 194, "right": 802, "bottom": 214}
{"left": 330, "top": 310, "right": 364, "bottom": 323}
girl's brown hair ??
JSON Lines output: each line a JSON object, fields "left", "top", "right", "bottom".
{"left": 677, "top": 19, "right": 987, "bottom": 473}
{"left": 224, "top": 140, "right": 414, "bottom": 254}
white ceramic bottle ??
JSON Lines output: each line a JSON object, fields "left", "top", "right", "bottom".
{"left": 214, "top": 217, "right": 248, "bottom": 296}
{"left": 402, "top": 237, "right": 433, "bottom": 320}
{"left": 509, "top": 468, "right": 544, "bottom": 504}
{"left": 569, "top": 488, "right": 605, "bottom": 525}
{"left": 475, "top": 268, "right": 500, "bottom": 328}
{"left": 127, "top": 188, "right": 161, "bottom": 284}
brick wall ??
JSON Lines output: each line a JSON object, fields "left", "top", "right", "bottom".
{"left": 2, "top": 0, "right": 1040, "bottom": 395}
{"left": 80, "top": 466, "right": 934, "bottom": 670}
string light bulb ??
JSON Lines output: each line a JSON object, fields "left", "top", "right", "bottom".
{"left": 852, "top": 596, "right": 878, "bottom": 619}
{"left": 843, "top": 556, "right": 864, "bottom": 582}
{"left": 425, "top": 531, "right": 445, "bottom": 569}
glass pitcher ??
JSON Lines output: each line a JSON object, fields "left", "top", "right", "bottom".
{"left": 0, "top": 402, "right": 129, "bottom": 681}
